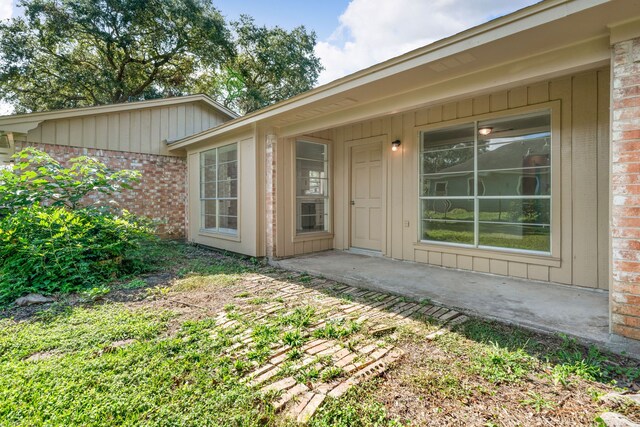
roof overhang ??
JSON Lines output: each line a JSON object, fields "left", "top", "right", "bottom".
{"left": 0, "top": 94, "right": 238, "bottom": 134}
{"left": 169, "top": 0, "right": 639, "bottom": 150}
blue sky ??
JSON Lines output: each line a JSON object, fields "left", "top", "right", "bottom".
{"left": 4, "top": 1, "right": 350, "bottom": 39}
{"left": 0, "top": 0, "right": 539, "bottom": 114}
{"left": 213, "top": 1, "right": 348, "bottom": 40}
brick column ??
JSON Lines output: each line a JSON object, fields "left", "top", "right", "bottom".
{"left": 265, "top": 134, "right": 278, "bottom": 258}
{"left": 611, "top": 36, "right": 640, "bottom": 341}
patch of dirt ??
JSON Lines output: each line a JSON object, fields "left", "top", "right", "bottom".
{"left": 108, "top": 338, "right": 137, "bottom": 348}
{"left": 375, "top": 336, "right": 640, "bottom": 426}
{"left": 25, "top": 351, "right": 59, "bottom": 362}
{"left": 135, "top": 285, "right": 240, "bottom": 336}
{"left": 0, "top": 244, "right": 252, "bottom": 323}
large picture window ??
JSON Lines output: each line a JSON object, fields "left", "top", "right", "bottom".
{"left": 296, "top": 140, "right": 329, "bottom": 233}
{"left": 420, "top": 110, "right": 551, "bottom": 253}
{"left": 200, "top": 143, "right": 238, "bottom": 234}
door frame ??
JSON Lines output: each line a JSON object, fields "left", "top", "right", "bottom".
{"left": 344, "top": 135, "right": 388, "bottom": 254}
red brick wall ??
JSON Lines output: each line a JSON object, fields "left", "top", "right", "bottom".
{"left": 15, "top": 142, "right": 187, "bottom": 238}
{"left": 611, "top": 36, "right": 640, "bottom": 341}
{"left": 265, "top": 134, "right": 277, "bottom": 258}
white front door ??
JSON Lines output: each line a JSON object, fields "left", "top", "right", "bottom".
{"left": 350, "top": 141, "right": 383, "bottom": 251}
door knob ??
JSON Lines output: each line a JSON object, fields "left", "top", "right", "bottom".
{"left": 350, "top": 200, "right": 355, "bottom": 205}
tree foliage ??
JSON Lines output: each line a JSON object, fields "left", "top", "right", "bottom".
{"left": 0, "top": 0, "right": 231, "bottom": 112}
{"left": 0, "top": 0, "right": 322, "bottom": 115}
{"left": 200, "top": 16, "right": 323, "bottom": 113}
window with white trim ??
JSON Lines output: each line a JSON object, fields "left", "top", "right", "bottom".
{"left": 0, "top": 133, "right": 14, "bottom": 164}
{"left": 419, "top": 110, "right": 551, "bottom": 253}
{"left": 200, "top": 143, "right": 238, "bottom": 234}
{"left": 468, "top": 178, "right": 485, "bottom": 196}
{"left": 296, "top": 140, "right": 329, "bottom": 233}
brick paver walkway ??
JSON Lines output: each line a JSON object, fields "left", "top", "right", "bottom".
{"left": 216, "top": 272, "right": 468, "bottom": 424}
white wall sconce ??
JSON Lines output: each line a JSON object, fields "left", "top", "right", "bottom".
{"left": 391, "top": 139, "right": 401, "bottom": 151}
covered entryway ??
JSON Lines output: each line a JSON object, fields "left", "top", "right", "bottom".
{"left": 350, "top": 139, "right": 383, "bottom": 251}
{"left": 272, "top": 251, "right": 619, "bottom": 350}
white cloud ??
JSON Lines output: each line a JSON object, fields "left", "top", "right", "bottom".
{"left": 316, "top": 0, "right": 539, "bottom": 85}
{"left": 0, "top": 0, "right": 12, "bottom": 20}
{"left": 0, "top": 103, "right": 13, "bottom": 116}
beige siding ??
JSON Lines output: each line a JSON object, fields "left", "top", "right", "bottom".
{"left": 177, "top": 68, "right": 609, "bottom": 292}
{"left": 275, "top": 129, "right": 334, "bottom": 258}
{"left": 326, "top": 68, "right": 609, "bottom": 290}
{"left": 21, "top": 102, "right": 228, "bottom": 156}
{"left": 596, "top": 69, "right": 610, "bottom": 290}
{"left": 187, "top": 132, "right": 259, "bottom": 256}
{"left": 571, "top": 72, "right": 599, "bottom": 288}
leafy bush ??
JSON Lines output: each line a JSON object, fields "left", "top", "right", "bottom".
{"left": 0, "top": 147, "right": 140, "bottom": 215}
{"left": 0, "top": 205, "right": 155, "bottom": 303}
{"left": 0, "top": 148, "right": 156, "bottom": 304}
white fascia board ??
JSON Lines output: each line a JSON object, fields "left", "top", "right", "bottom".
{"left": 168, "top": 119, "right": 253, "bottom": 150}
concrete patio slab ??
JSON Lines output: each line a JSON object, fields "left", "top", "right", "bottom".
{"left": 272, "top": 250, "right": 611, "bottom": 346}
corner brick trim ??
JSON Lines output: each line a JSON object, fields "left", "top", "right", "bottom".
{"left": 265, "top": 134, "right": 278, "bottom": 258}
{"left": 611, "top": 36, "right": 640, "bottom": 341}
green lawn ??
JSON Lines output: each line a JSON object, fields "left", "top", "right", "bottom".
{"left": 423, "top": 208, "right": 551, "bottom": 251}
{"left": 0, "top": 242, "right": 638, "bottom": 426}
{"left": 1, "top": 305, "right": 274, "bottom": 426}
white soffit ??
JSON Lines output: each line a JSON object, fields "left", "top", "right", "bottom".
{"left": 169, "top": 0, "right": 638, "bottom": 150}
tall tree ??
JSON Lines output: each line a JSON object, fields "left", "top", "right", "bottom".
{"left": 201, "top": 16, "right": 323, "bottom": 114}
{"left": 0, "top": 0, "right": 232, "bottom": 113}
{"left": 0, "top": 1, "right": 323, "bottom": 115}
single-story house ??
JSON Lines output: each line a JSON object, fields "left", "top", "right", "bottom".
{"left": 165, "top": 0, "right": 640, "bottom": 346}
{"left": 0, "top": 94, "right": 237, "bottom": 236}
{"left": 1, "top": 0, "right": 639, "bottom": 346}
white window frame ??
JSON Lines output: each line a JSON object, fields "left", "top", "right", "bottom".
{"left": 199, "top": 143, "right": 238, "bottom": 236}
{"left": 467, "top": 178, "right": 485, "bottom": 196}
{"left": 0, "top": 132, "right": 14, "bottom": 164}
{"left": 434, "top": 181, "right": 448, "bottom": 196}
{"left": 418, "top": 106, "right": 558, "bottom": 256}
{"left": 295, "top": 139, "right": 330, "bottom": 235}
{"left": 517, "top": 175, "right": 540, "bottom": 196}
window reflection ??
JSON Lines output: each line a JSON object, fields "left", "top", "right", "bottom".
{"left": 420, "top": 110, "right": 551, "bottom": 253}
{"left": 296, "top": 141, "right": 329, "bottom": 233}
{"left": 199, "top": 143, "right": 238, "bottom": 234}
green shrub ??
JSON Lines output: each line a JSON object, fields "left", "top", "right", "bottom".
{"left": 0, "top": 205, "right": 155, "bottom": 303}
{"left": 0, "top": 147, "right": 140, "bottom": 215}
{"left": 0, "top": 148, "right": 156, "bottom": 304}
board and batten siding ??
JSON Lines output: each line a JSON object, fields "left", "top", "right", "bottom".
{"left": 187, "top": 132, "right": 260, "bottom": 256}
{"left": 326, "top": 68, "right": 610, "bottom": 290}
{"left": 18, "top": 102, "right": 228, "bottom": 157}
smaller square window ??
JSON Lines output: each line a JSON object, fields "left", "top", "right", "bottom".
{"left": 468, "top": 178, "right": 485, "bottom": 196}
{"left": 435, "top": 181, "right": 448, "bottom": 196}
